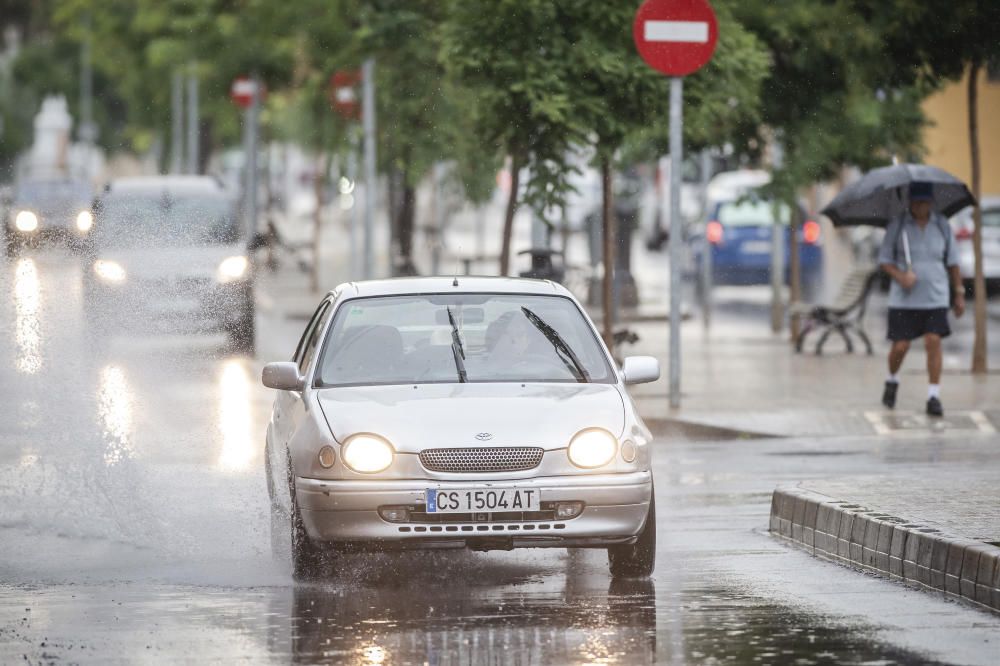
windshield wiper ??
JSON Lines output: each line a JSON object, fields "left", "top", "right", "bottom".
{"left": 520, "top": 307, "right": 589, "bottom": 383}
{"left": 446, "top": 307, "right": 468, "bottom": 383}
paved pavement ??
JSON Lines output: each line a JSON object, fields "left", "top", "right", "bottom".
{"left": 806, "top": 475, "right": 1000, "bottom": 543}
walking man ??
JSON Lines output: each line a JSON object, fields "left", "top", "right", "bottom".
{"left": 879, "top": 181, "right": 965, "bottom": 416}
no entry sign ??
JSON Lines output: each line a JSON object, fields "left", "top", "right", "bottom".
{"left": 230, "top": 77, "right": 266, "bottom": 109}
{"left": 633, "top": 0, "right": 718, "bottom": 77}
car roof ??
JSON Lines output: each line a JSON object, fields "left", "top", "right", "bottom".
{"left": 102, "top": 176, "right": 232, "bottom": 198}
{"left": 330, "top": 276, "right": 572, "bottom": 299}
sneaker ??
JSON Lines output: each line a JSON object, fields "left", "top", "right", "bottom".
{"left": 881, "top": 381, "right": 898, "bottom": 409}
{"left": 926, "top": 396, "right": 944, "bottom": 417}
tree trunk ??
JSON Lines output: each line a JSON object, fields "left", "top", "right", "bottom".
{"left": 788, "top": 199, "right": 802, "bottom": 342}
{"left": 396, "top": 178, "right": 418, "bottom": 276}
{"left": 499, "top": 154, "right": 521, "bottom": 276}
{"left": 968, "top": 61, "right": 988, "bottom": 373}
{"left": 601, "top": 158, "right": 616, "bottom": 350}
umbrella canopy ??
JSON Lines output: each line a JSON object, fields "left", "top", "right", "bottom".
{"left": 821, "top": 163, "right": 976, "bottom": 227}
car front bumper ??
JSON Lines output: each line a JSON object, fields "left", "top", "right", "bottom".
{"left": 85, "top": 277, "right": 252, "bottom": 328}
{"left": 295, "top": 470, "right": 653, "bottom": 550}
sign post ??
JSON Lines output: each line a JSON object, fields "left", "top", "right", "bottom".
{"left": 231, "top": 76, "right": 267, "bottom": 239}
{"left": 634, "top": 0, "right": 718, "bottom": 409}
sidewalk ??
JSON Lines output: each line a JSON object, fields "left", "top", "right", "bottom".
{"left": 623, "top": 289, "right": 1000, "bottom": 439}
{"left": 771, "top": 479, "right": 1000, "bottom": 612}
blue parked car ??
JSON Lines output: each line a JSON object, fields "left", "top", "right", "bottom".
{"left": 690, "top": 198, "right": 823, "bottom": 297}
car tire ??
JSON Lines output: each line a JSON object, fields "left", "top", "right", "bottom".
{"left": 4, "top": 228, "right": 21, "bottom": 258}
{"left": 287, "top": 461, "right": 327, "bottom": 581}
{"left": 226, "top": 299, "right": 256, "bottom": 355}
{"left": 608, "top": 492, "right": 656, "bottom": 578}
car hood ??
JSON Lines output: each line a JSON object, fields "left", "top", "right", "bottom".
{"left": 95, "top": 245, "right": 245, "bottom": 280}
{"left": 317, "top": 382, "right": 626, "bottom": 453}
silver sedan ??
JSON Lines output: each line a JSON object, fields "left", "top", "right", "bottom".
{"left": 262, "top": 277, "right": 659, "bottom": 579}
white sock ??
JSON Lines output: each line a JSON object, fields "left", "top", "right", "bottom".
{"left": 928, "top": 384, "right": 940, "bottom": 399}
{"left": 887, "top": 373, "right": 899, "bottom": 384}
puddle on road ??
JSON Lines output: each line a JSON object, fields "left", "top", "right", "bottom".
{"left": 0, "top": 561, "right": 949, "bottom": 665}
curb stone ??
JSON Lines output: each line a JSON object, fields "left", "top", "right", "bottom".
{"left": 769, "top": 486, "right": 1000, "bottom": 613}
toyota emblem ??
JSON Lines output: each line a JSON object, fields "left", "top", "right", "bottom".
{"left": 475, "top": 432, "right": 493, "bottom": 441}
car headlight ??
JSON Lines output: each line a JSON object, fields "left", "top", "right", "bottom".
{"left": 567, "top": 428, "right": 617, "bottom": 469}
{"left": 15, "top": 211, "right": 38, "bottom": 232}
{"left": 76, "top": 210, "right": 94, "bottom": 232}
{"left": 217, "top": 255, "right": 249, "bottom": 282}
{"left": 93, "top": 259, "right": 126, "bottom": 283}
{"left": 341, "top": 434, "right": 394, "bottom": 474}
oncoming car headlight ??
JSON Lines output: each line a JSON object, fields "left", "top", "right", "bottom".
{"left": 93, "top": 259, "right": 126, "bottom": 283}
{"left": 341, "top": 434, "right": 394, "bottom": 473}
{"left": 15, "top": 211, "right": 38, "bottom": 232}
{"left": 217, "top": 255, "right": 249, "bottom": 282}
{"left": 76, "top": 210, "right": 94, "bottom": 232}
{"left": 567, "top": 428, "right": 617, "bottom": 469}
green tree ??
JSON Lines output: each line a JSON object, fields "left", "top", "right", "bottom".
{"left": 442, "top": 0, "right": 586, "bottom": 276}
{"left": 732, "top": 0, "right": 929, "bottom": 334}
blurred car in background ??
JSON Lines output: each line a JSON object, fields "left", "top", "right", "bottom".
{"left": 950, "top": 196, "right": 1000, "bottom": 296}
{"left": 84, "top": 176, "right": 257, "bottom": 352}
{"left": 689, "top": 197, "right": 824, "bottom": 298}
{"left": 3, "top": 177, "right": 95, "bottom": 255}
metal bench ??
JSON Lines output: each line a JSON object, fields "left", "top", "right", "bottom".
{"left": 791, "top": 268, "right": 880, "bottom": 355}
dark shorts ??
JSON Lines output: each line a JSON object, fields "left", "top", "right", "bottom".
{"left": 887, "top": 308, "right": 951, "bottom": 341}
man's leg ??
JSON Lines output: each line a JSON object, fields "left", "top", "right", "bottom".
{"left": 882, "top": 339, "right": 909, "bottom": 408}
{"left": 924, "top": 333, "right": 944, "bottom": 416}
{"left": 888, "top": 339, "right": 910, "bottom": 375}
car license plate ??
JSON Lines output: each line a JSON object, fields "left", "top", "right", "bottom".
{"left": 425, "top": 488, "right": 540, "bottom": 513}
{"left": 741, "top": 240, "right": 771, "bottom": 254}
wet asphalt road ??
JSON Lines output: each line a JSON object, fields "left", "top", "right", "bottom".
{"left": 1, "top": 251, "right": 998, "bottom": 665}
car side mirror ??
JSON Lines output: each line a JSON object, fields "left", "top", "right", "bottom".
{"left": 262, "top": 362, "right": 305, "bottom": 391}
{"left": 621, "top": 356, "right": 660, "bottom": 385}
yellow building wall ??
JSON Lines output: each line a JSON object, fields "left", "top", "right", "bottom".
{"left": 922, "top": 67, "right": 1000, "bottom": 195}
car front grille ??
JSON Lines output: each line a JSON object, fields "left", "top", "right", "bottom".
{"left": 418, "top": 446, "right": 544, "bottom": 473}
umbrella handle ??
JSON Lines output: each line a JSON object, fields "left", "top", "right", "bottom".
{"left": 901, "top": 229, "right": 912, "bottom": 271}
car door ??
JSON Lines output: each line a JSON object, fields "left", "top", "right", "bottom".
{"left": 268, "top": 298, "right": 332, "bottom": 500}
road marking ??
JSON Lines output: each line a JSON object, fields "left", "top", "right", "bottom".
{"left": 864, "top": 410, "right": 996, "bottom": 436}
{"left": 968, "top": 410, "right": 997, "bottom": 434}
{"left": 863, "top": 411, "right": 891, "bottom": 435}
{"left": 644, "top": 20, "right": 709, "bottom": 44}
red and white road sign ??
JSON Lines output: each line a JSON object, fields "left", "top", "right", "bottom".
{"left": 633, "top": 0, "right": 718, "bottom": 77}
{"left": 329, "top": 70, "right": 361, "bottom": 119}
{"left": 230, "top": 77, "right": 266, "bottom": 109}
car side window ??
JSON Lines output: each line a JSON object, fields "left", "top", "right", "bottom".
{"left": 293, "top": 300, "right": 331, "bottom": 365}
{"left": 299, "top": 301, "right": 333, "bottom": 373}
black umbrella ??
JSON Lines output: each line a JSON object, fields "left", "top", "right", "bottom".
{"left": 821, "top": 163, "right": 976, "bottom": 227}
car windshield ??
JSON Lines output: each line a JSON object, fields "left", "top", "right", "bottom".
{"left": 315, "top": 294, "right": 614, "bottom": 387}
{"left": 717, "top": 200, "right": 792, "bottom": 226}
{"left": 16, "top": 180, "right": 92, "bottom": 206}
{"left": 93, "top": 194, "right": 240, "bottom": 248}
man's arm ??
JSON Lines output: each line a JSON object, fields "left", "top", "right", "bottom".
{"left": 881, "top": 262, "right": 917, "bottom": 290}
{"left": 949, "top": 264, "right": 965, "bottom": 317}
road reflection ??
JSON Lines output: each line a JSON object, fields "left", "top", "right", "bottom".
{"left": 283, "top": 556, "right": 657, "bottom": 665}
{"left": 97, "top": 364, "right": 134, "bottom": 465}
{"left": 14, "top": 257, "right": 43, "bottom": 374}
{"left": 217, "top": 359, "right": 254, "bottom": 472}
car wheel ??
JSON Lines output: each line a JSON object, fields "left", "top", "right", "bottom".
{"left": 608, "top": 492, "right": 656, "bottom": 578}
{"left": 226, "top": 300, "right": 256, "bottom": 355}
{"left": 287, "top": 461, "right": 327, "bottom": 581}
{"left": 4, "top": 228, "right": 21, "bottom": 258}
